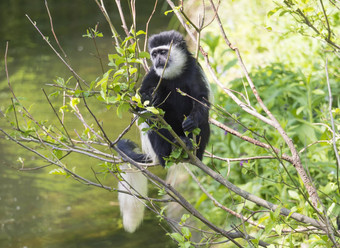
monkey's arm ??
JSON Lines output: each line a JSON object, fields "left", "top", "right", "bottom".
{"left": 182, "top": 99, "right": 209, "bottom": 132}
{"left": 182, "top": 66, "right": 210, "bottom": 132}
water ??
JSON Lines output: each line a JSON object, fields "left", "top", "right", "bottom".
{"left": 0, "top": 0, "right": 176, "bottom": 247}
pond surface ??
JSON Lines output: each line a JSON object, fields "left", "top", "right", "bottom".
{"left": 0, "top": 1, "right": 176, "bottom": 247}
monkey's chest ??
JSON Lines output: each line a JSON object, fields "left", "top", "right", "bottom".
{"left": 156, "top": 89, "right": 192, "bottom": 116}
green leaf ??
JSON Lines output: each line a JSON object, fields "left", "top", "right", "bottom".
{"left": 303, "top": 7, "right": 314, "bottom": 12}
{"left": 267, "top": 7, "right": 281, "bottom": 17}
{"left": 129, "top": 67, "right": 138, "bottom": 75}
{"left": 158, "top": 188, "right": 166, "bottom": 196}
{"left": 326, "top": 202, "right": 336, "bottom": 216}
{"left": 123, "top": 36, "right": 134, "bottom": 45}
{"left": 164, "top": 9, "right": 174, "bottom": 16}
{"left": 132, "top": 94, "right": 141, "bottom": 104}
{"left": 279, "top": 10, "right": 290, "bottom": 16}
{"left": 168, "top": 233, "right": 184, "bottom": 243}
{"left": 116, "top": 102, "right": 130, "bottom": 118}
{"left": 49, "top": 168, "right": 67, "bottom": 175}
{"left": 113, "top": 69, "right": 124, "bottom": 78}
{"left": 296, "top": 105, "right": 305, "bottom": 115}
{"left": 323, "top": 182, "right": 337, "bottom": 194}
{"left": 139, "top": 51, "right": 150, "bottom": 59}
{"left": 53, "top": 149, "right": 63, "bottom": 159}
{"left": 288, "top": 190, "right": 300, "bottom": 201}
{"left": 171, "top": 148, "right": 182, "bottom": 159}
{"left": 195, "top": 193, "right": 207, "bottom": 208}
{"left": 136, "top": 30, "right": 146, "bottom": 36}
{"left": 257, "top": 215, "right": 269, "bottom": 225}
{"left": 264, "top": 220, "right": 275, "bottom": 234}
{"left": 96, "top": 69, "right": 113, "bottom": 87}
{"left": 312, "top": 89, "right": 325, "bottom": 95}
{"left": 192, "top": 127, "right": 201, "bottom": 136}
{"left": 181, "top": 227, "right": 191, "bottom": 239}
{"left": 116, "top": 46, "right": 124, "bottom": 56}
{"left": 70, "top": 98, "right": 80, "bottom": 109}
{"left": 275, "top": 224, "right": 283, "bottom": 235}
{"left": 146, "top": 106, "right": 160, "bottom": 115}
{"left": 137, "top": 117, "right": 146, "bottom": 126}
{"left": 180, "top": 214, "right": 190, "bottom": 224}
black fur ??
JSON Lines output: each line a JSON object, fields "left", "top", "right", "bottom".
{"left": 119, "top": 30, "right": 210, "bottom": 166}
{"left": 116, "top": 139, "right": 152, "bottom": 163}
{"left": 148, "top": 30, "right": 188, "bottom": 52}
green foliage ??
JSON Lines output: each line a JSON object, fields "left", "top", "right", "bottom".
{"left": 200, "top": 59, "right": 340, "bottom": 244}
{"left": 268, "top": 0, "right": 340, "bottom": 49}
{"left": 49, "top": 168, "right": 67, "bottom": 176}
{"left": 82, "top": 26, "right": 103, "bottom": 38}
{"left": 186, "top": 0, "right": 340, "bottom": 245}
{"left": 167, "top": 214, "right": 194, "bottom": 248}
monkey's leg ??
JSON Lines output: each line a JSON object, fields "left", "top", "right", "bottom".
{"left": 148, "top": 130, "right": 172, "bottom": 167}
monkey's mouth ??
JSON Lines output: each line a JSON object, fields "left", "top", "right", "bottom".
{"left": 156, "top": 63, "right": 168, "bottom": 68}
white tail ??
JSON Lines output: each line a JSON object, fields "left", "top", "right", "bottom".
{"left": 118, "top": 170, "right": 148, "bottom": 233}
{"left": 117, "top": 119, "right": 155, "bottom": 232}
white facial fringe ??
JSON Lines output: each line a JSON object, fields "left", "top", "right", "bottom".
{"left": 152, "top": 45, "right": 187, "bottom": 80}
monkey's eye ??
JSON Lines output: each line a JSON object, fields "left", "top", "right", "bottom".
{"left": 160, "top": 50, "right": 167, "bottom": 55}
{"left": 152, "top": 52, "right": 157, "bottom": 58}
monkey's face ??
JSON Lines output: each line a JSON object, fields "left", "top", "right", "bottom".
{"left": 151, "top": 47, "right": 170, "bottom": 69}
{"left": 150, "top": 45, "right": 187, "bottom": 80}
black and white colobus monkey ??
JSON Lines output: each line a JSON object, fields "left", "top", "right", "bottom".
{"left": 117, "top": 30, "right": 210, "bottom": 232}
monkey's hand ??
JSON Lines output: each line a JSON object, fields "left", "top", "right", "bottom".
{"left": 174, "top": 136, "right": 193, "bottom": 151}
{"left": 131, "top": 92, "right": 152, "bottom": 114}
{"left": 182, "top": 116, "right": 198, "bottom": 132}
{"left": 141, "top": 92, "right": 153, "bottom": 106}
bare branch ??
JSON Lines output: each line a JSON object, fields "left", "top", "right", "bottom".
{"left": 209, "top": 118, "right": 294, "bottom": 164}
{"left": 144, "top": 0, "right": 158, "bottom": 52}
{"left": 26, "top": 15, "right": 89, "bottom": 87}
{"left": 44, "top": 0, "right": 67, "bottom": 58}
{"left": 94, "top": 0, "right": 120, "bottom": 45}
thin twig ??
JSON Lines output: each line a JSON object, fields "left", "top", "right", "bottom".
{"left": 42, "top": 88, "right": 74, "bottom": 145}
{"left": 209, "top": 118, "right": 294, "bottom": 164}
{"left": 45, "top": 0, "right": 67, "bottom": 58}
{"left": 94, "top": 0, "right": 120, "bottom": 45}
{"left": 89, "top": 24, "right": 105, "bottom": 74}
{"left": 26, "top": 15, "right": 89, "bottom": 87}
{"left": 319, "top": 0, "right": 331, "bottom": 41}
{"left": 111, "top": 115, "right": 138, "bottom": 145}
{"left": 115, "top": 0, "right": 130, "bottom": 37}
{"left": 144, "top": 0, "right": 158, "bottom": 52}
{"left": 0, "top": 127, "right": 113, "bottom": 190}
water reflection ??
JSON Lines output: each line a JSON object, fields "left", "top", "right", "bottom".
{"left": 0, "top": 0, "right": 176, "bottom": 247}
